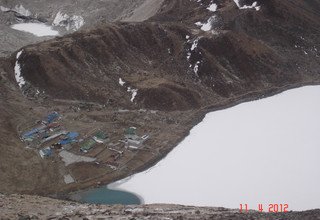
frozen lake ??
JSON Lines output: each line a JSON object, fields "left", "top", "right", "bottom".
{"left": 11, "top": 23, "right": 59, "bottom": 37}
{"left": 110, "top": 86, "right": 320, "bottom": 211}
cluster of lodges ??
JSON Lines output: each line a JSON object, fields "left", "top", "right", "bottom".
{"left": 80, "top": 127, "right": 149, "bottom": 154}
{"left": 22, "top": 112, "right": 61, "bottom": 142}
{"left": 21, "top": 112, "right": 80, "bottom": 159}
{"left": 20, "top": 112, "right": 150, "bottom": 164}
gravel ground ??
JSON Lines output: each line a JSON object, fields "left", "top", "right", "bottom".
{"left": 59, "top": 150, "right": 96, "bottom": 166}
{"left": 1, "top": 194, "right": 320, "bottom": 220}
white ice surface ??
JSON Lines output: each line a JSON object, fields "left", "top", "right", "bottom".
{"left": 11, "top": 23, "right": 59, "bottom": 37}
{"left": 111, "top": 86, "right": 320, "bottom": 211}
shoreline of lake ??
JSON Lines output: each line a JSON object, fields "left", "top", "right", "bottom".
{"left": 71, "top": 85, "right": 320, "bottom": 211}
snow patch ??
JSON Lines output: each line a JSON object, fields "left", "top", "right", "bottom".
{"left": 119, "top": 78, "right": 125, "bottom": 86}
{"left": 53, "top": 11, "right": 69, "bottom": 26}
{"left": 72, "top": 15, "right": 85, "bottom": 30}
{"left": 11, "top": 23, "right": 59, "bottom": 37}
{"left": 0, "top": 4, "right": 32, "bottom": 15}
{"left": 191, "top": 39, "right": 199, "bottom": 51}
{"left": 53, "top": 11, "right": 84, "bottom": 31}
{"left": 14, "top": 50, "right": 26, "bottom": 88}
{"left": 187, "top": 38, "right": 203, "bottom": 77}
{"left": 233, "top": 0, "right": 260, "bottom": 11}
{"left": 0, "top": 6, "right": 10, "bottom": 12}
{"left": 193, "top": 61, "right": 200, "bottom": 75}
{"left": 14, "top": 4, "right": 31, "bottom": 16}
{"left": 127, "top": 87, "right": 138, "bottom": 102}
{"left": 207, "top": 3, "right": 217, "bottom": 12}
{"left": 187, "top": 52, "right": 191, "bottom": 60}
{"left": 195, "top": 16, "right": 217, "bottom": 32}
{"left": 233, "top": 0, "right": 241, "bottom": 7}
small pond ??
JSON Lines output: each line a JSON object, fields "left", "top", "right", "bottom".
{"left": 70, "top": 186, "right": 141, "bottom": 205}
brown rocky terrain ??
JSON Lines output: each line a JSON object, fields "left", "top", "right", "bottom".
{"left": 0, "top": 0, "right": 319, "bottom": 218}
{"left": 1, "top": 194, "right": 320, "bottom": 220}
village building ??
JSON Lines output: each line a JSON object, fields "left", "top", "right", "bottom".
{"left": 39, "top": 147, "right": 53, "bottom": 159}
{"left": 124, "top": 127, "right": 139, "bottom": 140}
{"left": 92, "top": 131, "right": 109, "bottom": 143}
{"left": 80, "top": 139, "right": 96, "bottom": 153}
{"left": 124, "top": 127, "right": 149, "bottom": 149}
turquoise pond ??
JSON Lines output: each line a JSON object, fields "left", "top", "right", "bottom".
{"left": 71, "top": 187, "right": 141, "bottom": 205}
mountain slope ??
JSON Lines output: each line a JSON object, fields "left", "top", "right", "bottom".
{"left": 12, "top": 0, "right": 320, "bottom": 109}
{"left": 0, "top": 0, "right": 164, "bottom": 56}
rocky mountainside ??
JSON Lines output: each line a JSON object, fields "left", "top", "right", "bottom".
{"left": 0, "top": 0, "right": 319, "bottom": 214}
{"left": 0, "top": 0, "right": 163, "bottom": 56}
{"left": 8, "top": 0, "right": 320, "bottom": 109}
